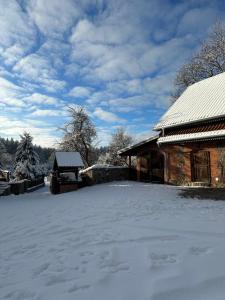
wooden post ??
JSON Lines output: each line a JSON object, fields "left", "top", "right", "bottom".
{"left": 137, "top": 156, "right": 141, "bottom": 181}
{"left": 128, "top": 155, "right": 131, "bottom": 180}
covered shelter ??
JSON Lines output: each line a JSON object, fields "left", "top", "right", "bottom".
{"left": 51, "top": 151, "right": 84, "bottom": 194}
{"left": 119, "top": 135, "right": 164, "bottom": 183}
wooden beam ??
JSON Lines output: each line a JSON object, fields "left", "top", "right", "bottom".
{"left": 128, "top": 155, "right": 131, "bottom": 168}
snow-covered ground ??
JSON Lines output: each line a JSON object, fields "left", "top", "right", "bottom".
{"left": 1, "top": 182, "right": 225, "bottom": 300}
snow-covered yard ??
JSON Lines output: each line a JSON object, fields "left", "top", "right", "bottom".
{"left": 1, "top": 182, "right": 225, "bottom": 300}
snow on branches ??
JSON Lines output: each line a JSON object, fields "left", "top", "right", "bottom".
{"left": 14, "top": 132, "right": 41, "bottom": 180}
{"left": 59, "top": 106, "right": 97, "bottom": 167}
{"left": 172, "top": 22, "right": 225, "bottom": 101}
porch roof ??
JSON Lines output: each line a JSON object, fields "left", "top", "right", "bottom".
{"left": 158, "top": 129, "right": 225, "bottom": 144}
{"left": 118, "top": 135, "right": 159, "bottom": 156}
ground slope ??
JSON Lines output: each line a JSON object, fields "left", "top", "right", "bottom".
{"left": 1, "top": 182, "right": 225, "bottom": 300}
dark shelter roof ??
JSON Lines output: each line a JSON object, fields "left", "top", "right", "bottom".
{"left": 55, "top": 152, "right": 84, "bottom": 167}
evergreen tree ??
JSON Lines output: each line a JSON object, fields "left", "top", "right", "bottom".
{"left": 0, "top": 140, "right": 6, "bottom": 168}
{"left": 14, "top": 132, "right": 40, "bottom": 180}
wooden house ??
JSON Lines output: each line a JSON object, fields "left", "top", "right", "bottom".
{"left": 120, "top": 72, "right": 225, "bottom": 187}
{"left": 51, "top": 151, "right": 84, "bottom": 193}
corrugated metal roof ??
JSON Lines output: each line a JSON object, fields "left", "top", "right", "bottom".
{"left": 155, "top": 72, "right": 225, "bottom": 130}
{"left": 55, "top": 152, "right": 84, "bottom": 167}
{"left": 157, "top": 129, "right": 225, "bottom": 144}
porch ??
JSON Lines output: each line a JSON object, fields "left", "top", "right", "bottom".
{"left": 119, "top": 135, "right": 164, "bottom": 183}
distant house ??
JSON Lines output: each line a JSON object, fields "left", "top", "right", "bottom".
{"left": 51, "top": 151, "right": 84, "bottom": 193}
{"left": 120, "top": 72, "right": 225, "bottom": 187}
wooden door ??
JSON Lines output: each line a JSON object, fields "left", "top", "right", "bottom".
{"left": 191, "top": 151, "right": 211, "bottom": 183}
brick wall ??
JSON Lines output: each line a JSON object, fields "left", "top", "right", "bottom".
{"left": 160, "top": 141, "right": 222, "bottom": 186}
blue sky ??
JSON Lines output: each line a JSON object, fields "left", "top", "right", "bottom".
{"left": 1, "top": 0, "right": 225, "bottom": 147}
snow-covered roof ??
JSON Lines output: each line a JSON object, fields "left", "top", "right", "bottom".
{"left": 158, "top": 129, "right": 225, "bottom": 144}
{"left": 80, "top": 164, "right": 128, "bottom": 174}
{"left": 155, "top": 72, "right": 225, "bottom": 130}
{"left": 55, "top": 152, "right": 84, "bottom": 167}
{"left": 118, "top": 135, "right": 159, "bottom": 155}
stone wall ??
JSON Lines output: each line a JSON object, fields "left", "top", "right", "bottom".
{"left": 81, "top": 166, "right": 129, "bottom": 185}
{"left": 6, "top": 178, "right": 45, "bottom": 196}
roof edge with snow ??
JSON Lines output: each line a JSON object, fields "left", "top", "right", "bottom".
{"left": 118, "top": 135, "right": 159, "bottom": 156}
{"left": 157, "top": 129, "right": 225, "bottom": 144}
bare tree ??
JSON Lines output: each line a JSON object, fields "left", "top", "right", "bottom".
{"left": 59, "top": 106, "right": 97, "bottom": 167}
{"left": 102, "top": 128, "right": 133, "bottom": 166}
{"left": 172, "top": 22, "right": 225, "bottom": 101}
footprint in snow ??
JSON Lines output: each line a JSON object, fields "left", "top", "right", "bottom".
{"left": 32, "top": 262, "right": 50, "bottom": 277}
{"left": 45, "top": 273, "right": 68, "bottom": 286}
{"left": 68, "top": 284, "right": 91, "bottom": 293}
{"left": 4, "top": 289, "right": 38, "bottom": 300}
{"left": 189, "top": 246, "right": 211, "bottom": 256}
{"left": 79, "top": 250, "right": 94, "bottom": 257}
{"left": 150, "top": 253, "right": 177, "bottom": 268}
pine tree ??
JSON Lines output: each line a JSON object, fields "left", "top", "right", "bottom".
{"left": 14, "top": 132, "right": 40, "bottom": 180}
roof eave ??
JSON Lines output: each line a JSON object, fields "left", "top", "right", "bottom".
{"left": 154, "top": 114, "right": 225, "bottom": 131}
{"left": 158, "top": 135, "right": 225, "bottom": 145}
{"left": 118, "top": 135, "right": 159, "bottom": 156}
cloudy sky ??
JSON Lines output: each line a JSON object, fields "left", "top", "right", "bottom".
{"left": 0, "top": 0, "right": 225, "bottom": 147}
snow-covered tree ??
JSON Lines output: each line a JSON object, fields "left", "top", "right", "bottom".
{"left": 100, "top": 128, "right": 133, "bottom": 166}
{"left": 14, "top": 132, "right": 40, "bottom": 180}
{"left": 35, "top": 163, "right": 49, "bottom": 177}
{"left": 172, "top": 22, "right": 225, "bottom": 101}
{"left": 0, "top": 140, "right": 6, "bottom": 168}
{"left": 59, "top": 106, "right": 97, "bottom": 166}
{"left": 97, "top": 152, "right": 111, "bottom": 165}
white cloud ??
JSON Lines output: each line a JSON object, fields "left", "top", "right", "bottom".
{"left": 14, "top": 53, "right": 55, "bottom": 80}
{"left": 0, "top": 1, "right": 36, "bottom": 65}
{"left": 177, "top": 7, "right": 219, "bottom": 38}
{"left": 30, "top": 109, "right": 66, "bottom": 117}
{"left": 68, "top": 86, "right": 92, "bottom": 98}
{"left": 71, "top": 18, "right": 139, "bottom": 45}
{"left": 27, "top": 0, "right": 81, "bottom": 37}
{"left": 13, "top": 53, "right": 66, "bottom": 92}
{"left": 0, "top": 116, "right": 58, "bottom": 147}
{"left": 23, "top": 93, "right": 60, "bottom": 106}
{"left": 108, "top": 95, "right": 149, "bottom": 111}
{"left": 0, "top": 77, "right": 25, "bottom": 107}
{"left": 93, "top": 107, "right": 125, "bottom": 123}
